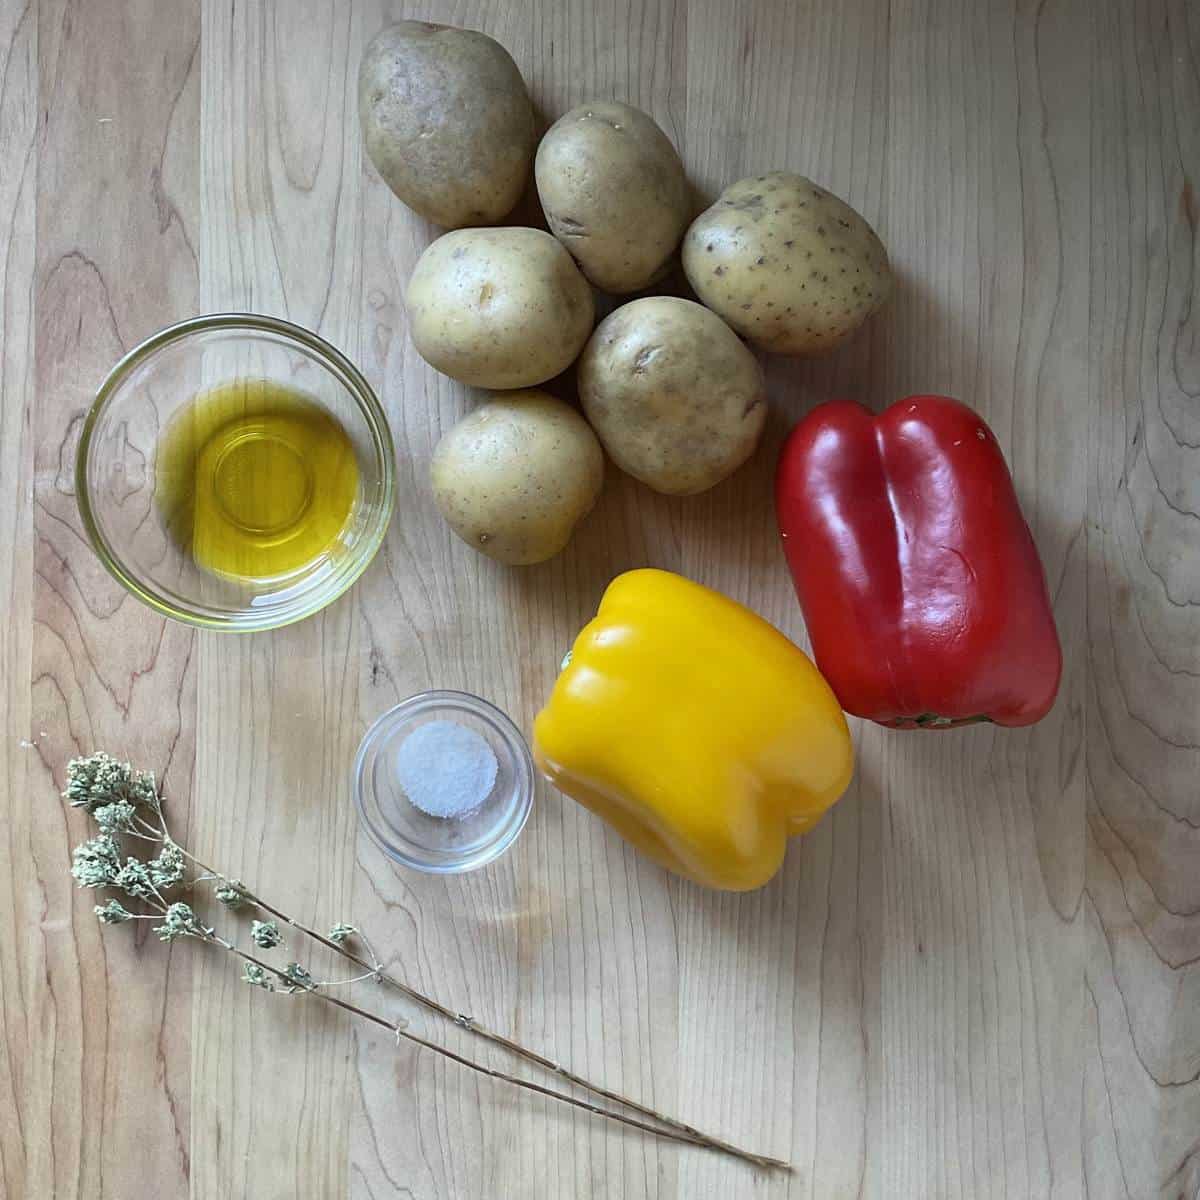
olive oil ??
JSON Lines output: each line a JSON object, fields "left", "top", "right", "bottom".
{"left": 156, "top": 379, "right": 359, "bottom": 583}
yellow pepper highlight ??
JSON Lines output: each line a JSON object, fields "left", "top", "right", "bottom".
{"left": 533, "top": 569, "right": 854, "bottom": 891}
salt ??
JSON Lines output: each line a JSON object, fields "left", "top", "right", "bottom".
{"left": 395, "top": 720, "right": 498, "bottom": 819}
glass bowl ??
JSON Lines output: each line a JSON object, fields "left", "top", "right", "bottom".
{"left": 76, "top": 313, "right": 395, "bottom": 632}
{"left": 353, "top": 691, "right": 534, "bottom": 874}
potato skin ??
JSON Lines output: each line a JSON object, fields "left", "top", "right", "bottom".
{"left": 577, "top": 297, "right": 766, "bottom": 496}
{"left": 682, "top": 173, "right": 892, "bottom": 355}
{"left": 535, "top": 102, "right": 691, "bottom": 293}
{"left": 407, "top": 228, "right": 595, "bottom": 389}
{"left": 358, "top": 21, "right": 536, "bottom": 228}
{"left": 431, "top": 391, "right": 605, "bottom": 565}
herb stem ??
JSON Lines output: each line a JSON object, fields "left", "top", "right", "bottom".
{"left": 232, "top": 887, "right": 783, "bottom": 1167}
{"left": 221, "top": 942, "right": 784, "bottom": 1169}
{"left": 174, "top": 859, "right": 786, "bottom": 1169}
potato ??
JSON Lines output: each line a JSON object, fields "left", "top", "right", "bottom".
{"left": 431, "top": 391, "right": 605, "bottom": 565}
{"left": 577, "top": 297, "right": 766, "bottom": 495}
{"left": 535, "top": 102, "right": 691, "bottom": 293}
{"left": 407, "top": 227, "right": 595, "bottom": 389}
{"left": 682, "top": 172, "right": 892, "bottom": 355}
{"left": 358, "top": 21, "right": 536, "bottom": 228}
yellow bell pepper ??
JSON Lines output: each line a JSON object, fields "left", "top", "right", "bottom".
{"left": 532, "top": 569, "right": 854, "bottom": 891}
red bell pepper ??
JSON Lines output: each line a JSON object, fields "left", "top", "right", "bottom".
{"left": 775, "top": 395, "right": 1061, "bottom": 728}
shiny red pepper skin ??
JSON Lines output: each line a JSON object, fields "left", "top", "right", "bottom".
{"left": 775, "top": 396, "right": 1062, "bottom": 729}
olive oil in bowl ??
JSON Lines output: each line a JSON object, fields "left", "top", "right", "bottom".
{"left": 156, "top": 379, "right": 360, "bottom": 583}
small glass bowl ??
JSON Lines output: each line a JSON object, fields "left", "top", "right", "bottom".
{"left": 353, "top": 691, "right": 534, "bottom": 874}
{"left": 76, "top": 313, "right": 395, "bottom": 632}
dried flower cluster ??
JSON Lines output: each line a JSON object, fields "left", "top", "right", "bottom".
{"left": 64, "top": 752, "right": 787, "bottom": 1172}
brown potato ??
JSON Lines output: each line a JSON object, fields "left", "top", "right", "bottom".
{"left": 577, "top": 297, "right": 766, "bottom": 495}
{"left": 407, "top": 227, "right": 595, "bottom": 389}
{"left": 358, "top": 21, "right": 535, "bottom": 228}
{"left": 535, "top": 102, "right": 691, "bottom": 293}
{"left": 682, "top": 172, "right": 892, "bottom": 355}
{"left": 431, "top": 391, "right": 605, "bottom": 565}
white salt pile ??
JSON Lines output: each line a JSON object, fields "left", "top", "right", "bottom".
{"left": 395, "top": 720, "right": 498, "bottom": 819}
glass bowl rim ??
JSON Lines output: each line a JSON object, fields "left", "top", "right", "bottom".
{"left": 352, "top": 689, "right": 535, "bottom": 875}
{"left": 75, "top": 312, "right": 396, "bottom": 633}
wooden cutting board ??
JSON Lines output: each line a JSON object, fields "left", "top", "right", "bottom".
{"left": 2, "top": 1, "right": 1196, "bottom": 1196}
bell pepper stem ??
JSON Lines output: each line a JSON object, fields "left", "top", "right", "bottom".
{"left": 907, "top": 713, "right": 993, "bottom": 728}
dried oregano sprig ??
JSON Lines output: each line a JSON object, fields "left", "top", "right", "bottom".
{"left": 63, "top": 753, "right": 788, "bottom": 1172}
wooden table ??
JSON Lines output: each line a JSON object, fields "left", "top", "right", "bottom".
{"left": 3, "top": 1, "right": 1197, "bottom": 1196}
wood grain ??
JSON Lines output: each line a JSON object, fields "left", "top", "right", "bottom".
{"left": 0, "top": 3, "right": 37, "bottom": 1197}
{"left": 1, "top": 0, "right": 1196, "bottom": 1197}
{"left": 1084, "top": 3, "right": 1200, "bottom": 1197}
{"left": 23, "top": 1, "right": 201, "bottom": 1197}
{"left": 191, "top": 5, "right": 364, "bottom": 1196}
